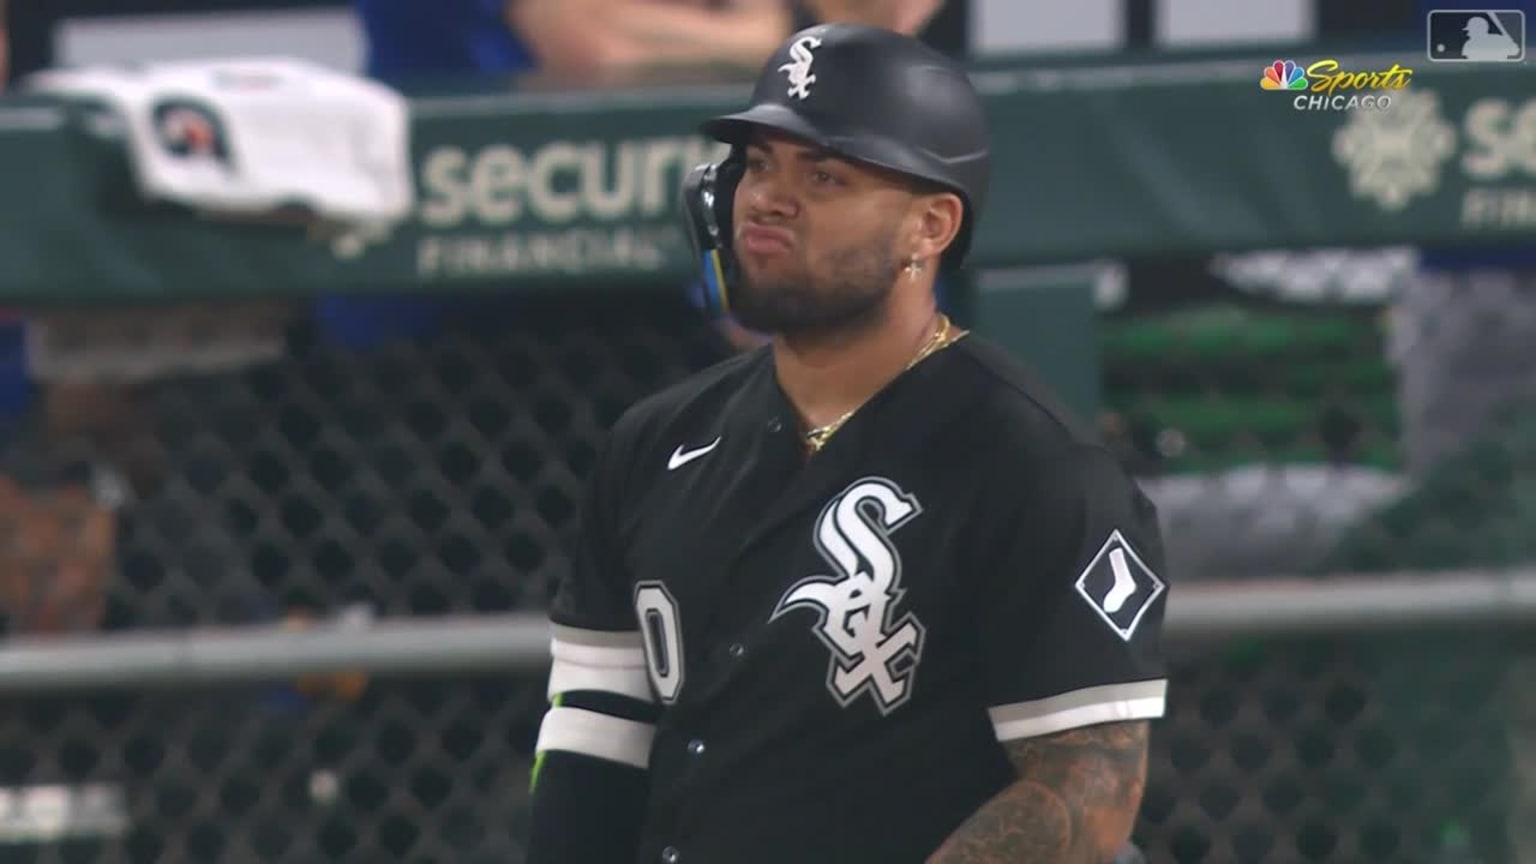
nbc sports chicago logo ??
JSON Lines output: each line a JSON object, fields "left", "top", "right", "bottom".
{"left": 1260, "top": 58, "right": 1413, "bottom": 111}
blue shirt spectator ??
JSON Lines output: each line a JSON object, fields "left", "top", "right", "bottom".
{"left": 321, "top": 0, "right": 795, "bottom": 352}
{"left": 314, "top": 0, "right": 541, "bottom": 352}
{"left": 355, "top": 0, "right": 535, "bottom": 81}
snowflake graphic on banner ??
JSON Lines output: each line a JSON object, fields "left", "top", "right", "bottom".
{"left": 1331, "top": 89, "right": 1457, "bottom": 212}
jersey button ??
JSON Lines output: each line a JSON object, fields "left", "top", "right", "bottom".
{"left": 686, "top": 739, "right": 706, "bottom": 756}
{"left": 766, "top": 417, "right": 783, "bottom": 433}
{"left": 728, "top": 642, "right": 746, "bottom": 659}
{"left": 661, "top": 845, "right": 681, "bottom": 863}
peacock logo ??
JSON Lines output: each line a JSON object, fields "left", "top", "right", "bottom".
{"left": 1261, "top": 59, "right": 1309, "bottom": 91}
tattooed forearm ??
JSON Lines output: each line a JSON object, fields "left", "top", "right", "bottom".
{"left": 926, "top": 721, "right": 1150, "bottom": 864}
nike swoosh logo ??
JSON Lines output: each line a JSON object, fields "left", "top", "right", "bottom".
{"left": 667, "top": 437, "right": 722, "bottom": 471}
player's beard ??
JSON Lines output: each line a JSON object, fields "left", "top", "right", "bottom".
{"left": 730, "top": 230, "right": 903, "bottom": 336}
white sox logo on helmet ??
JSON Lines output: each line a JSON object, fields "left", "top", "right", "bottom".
{"left": 778, "top": 35, "right": 823, "bottom": 101}
{"left": 771, "top": 477, "right": 926, "bottom": 715}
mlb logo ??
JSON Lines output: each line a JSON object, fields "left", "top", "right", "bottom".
{"left": 1427, "top": 9, "right": 1525, "bottom": 63}
{"left": 1074, "top": 530, "right": 1165, "bottom": 642}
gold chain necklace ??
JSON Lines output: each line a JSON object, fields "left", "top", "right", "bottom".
{"left": 802, "top": 314, "right": 965, "bottom": 455}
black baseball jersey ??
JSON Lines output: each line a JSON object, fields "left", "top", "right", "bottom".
{"left": 547, "top": 335, "right": 1169, "bottom": 864}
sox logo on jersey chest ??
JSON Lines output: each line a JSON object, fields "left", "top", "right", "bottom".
{"left": 771, "top": 477, "right": 927, "bottom": 716}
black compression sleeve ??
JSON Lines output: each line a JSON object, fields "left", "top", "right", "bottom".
{"left": 526, "top": 750, "right": 650, "bottom": 864}
{"left": 526, "top": 688, "right": 657, "bottom": 863}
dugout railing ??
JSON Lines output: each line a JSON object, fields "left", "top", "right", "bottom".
{"left": 0, "top": 602, "right": 1533, "bottom": 859}
{"left": 0, "top": 298, "right": 1521, "bottom": 864}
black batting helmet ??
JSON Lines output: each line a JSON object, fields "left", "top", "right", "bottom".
{"left": 681, "top": 23, "right": 990, "bottom": 317}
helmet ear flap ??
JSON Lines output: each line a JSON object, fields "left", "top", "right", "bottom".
{"left": 682, "top": 150, "right": 745, "bottom": 320}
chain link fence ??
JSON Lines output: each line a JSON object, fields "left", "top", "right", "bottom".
{"left": 0, "top": 266, "right": 1530, "bottom": 862}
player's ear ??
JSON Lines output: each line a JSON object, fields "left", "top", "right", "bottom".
{"left": 907, "top": 191, "right": 964, "bottom": 264}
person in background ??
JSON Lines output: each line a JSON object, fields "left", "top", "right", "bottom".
{"left": 803, "top": 0, "right": 944, "bottom": 33}
{"left": 333, "top": 0, "right": 957, "bottom": 357}
{"left": 803, "top": 0, "right": 963, "bottom": 55}
{"left": 355, "top": 0, "right": 964, "bottom": 78}
{"left": 359, "top": 0, "right": 790, "bottom": 82}
{"left": 0, "top": 379, "right": 346, "bottom": 863}
{"left": 321, "top": 0, "right": 791, "bottom": 356}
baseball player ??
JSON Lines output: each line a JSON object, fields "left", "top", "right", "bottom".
{"left": 528, "top": 24, "right": 1169, "bottom": 864}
